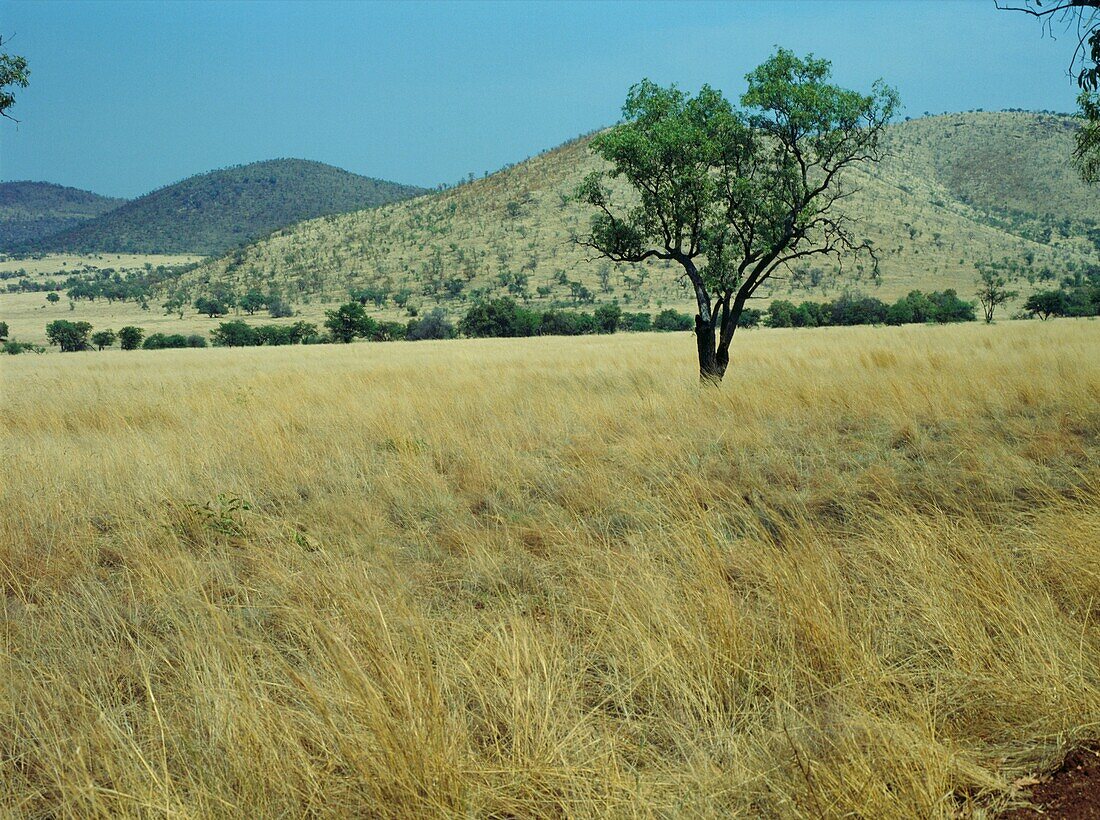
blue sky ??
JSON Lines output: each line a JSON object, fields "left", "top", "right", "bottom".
{"left": 0, "top": 0, "right": 1086, "bottom": 198}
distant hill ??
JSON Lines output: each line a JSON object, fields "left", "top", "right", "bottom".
{"left": 22, "top": 159, "right": 426, "bottom": 256}
{"left": 0, "top": 182, "right": 125, "bottom": 249}
{"left": 180, "top": 112, "right": 1100, "bottom": 311}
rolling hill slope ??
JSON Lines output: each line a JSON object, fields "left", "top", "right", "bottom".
{"left": 182, "top": 112, "right": 1100, "bottom": 311}
{"left": 23, "top": 159, "right": 426, "bottom": 256}
{"left": 0, "top": 182, "right": 125, "bottom": 249}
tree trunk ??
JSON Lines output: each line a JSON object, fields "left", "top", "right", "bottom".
{"left": 695, "top": 315, "right": 723, "bottom": 384}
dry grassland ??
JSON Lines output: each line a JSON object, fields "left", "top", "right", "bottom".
{"left": 2, "top": 320, "right": 1099, "bottom": 817}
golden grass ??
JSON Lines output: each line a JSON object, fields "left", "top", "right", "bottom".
{"left": 2, "top": 320, "right": 1099, "bottom": 817}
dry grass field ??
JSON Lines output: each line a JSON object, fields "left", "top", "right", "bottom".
{"left": 2, "top": 320, "right": 1099, "bottom": 817}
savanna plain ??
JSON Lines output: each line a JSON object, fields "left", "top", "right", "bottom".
{"left": 2, "top": 319, "right": 1099, "bottom": 817}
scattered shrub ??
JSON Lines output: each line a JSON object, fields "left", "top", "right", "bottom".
{"left": 118, "top": 326, "right": 145, "bottom": 350}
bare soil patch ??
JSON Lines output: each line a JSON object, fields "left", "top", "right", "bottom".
{"left": 1005, "top": 745, "right": 1100, "bottom": 819}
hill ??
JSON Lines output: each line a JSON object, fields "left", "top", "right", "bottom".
{"left": 181, "top": 112, "right": 1100, "bottom": 312}
{"left": 0, "top": 182, "right": 125, "bottom": 249}
{"left": 23, "top": 159, "right": 426, "bottom": 256}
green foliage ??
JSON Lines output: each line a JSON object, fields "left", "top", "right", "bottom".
{"left": 0, "top": 320, "right": 7, "bottom": 341}
{"left": 459, "top": 298, "right": 540, "bottom": 338}
{"left": 45, "top": 320, "right": 92, "bottom": 352}
{"left": 211, "top": 321, "right": 259, "bottom": 347}
{"left": 46, "top": 292, "right": 60, "bottom": 303}
{"left": 738, "top": 308, "right": 764, "bottom": 328}
{"left": 621, "top": 312, "right": 652, "bottom": 332}
{"left": 238, "top": 291, "right": 267, "bottom": 315}
{"left": 0, "top": 41, "right": 29, "bottom": 121}
{"left": 207, "top": 320, "right": 318, "bottom": 347}
{"left": 652, "top": 309, "right": 693, "bottom": 332}
{"left": 3, "top": 339, "right": 41, "bottom": 355}
{"left": 194, "top": 296, "right": 230, "bottom": 318}
{"left": 143, "top": 332, "right": 203, "bottom": 350}
{"left": 594, "top": 302, "right": 622, "bottom": 333}
{"left": 19, "top": 159, "right": 425, "bottom": 255}
{"left": 324, "top": 301, "right": 378, "bottom": 343}
{"left": 118, "top": 326, "right": 145, "bottom": 350}
{"left": 1024, "top": 290, "right": 1070, "bottom": 320}
{"left": 1076, "top": 92, "right": 1100, "bottom": 184}
{"left": 90, "top": 329, "right": 117, "bottom": 350}
{"left": 768, "top": 290, "right": 975, "bottom": 328}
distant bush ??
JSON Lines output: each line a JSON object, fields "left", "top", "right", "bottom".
{"left": 267, "top": 298, "right": 294, "bottom": 318}
{"left": 0, "top": 321, "right": 8, "bottom": 341}
{"left": 621, "top": 312, "right": 652, "bottom": 332}
{"left": 238, "top": 291, "right": 268, "bottom": 315}
{"left": 3, "top": 340, "right": 42, "bottom": 355}
{"left": 406, "top": 309, "right": 455, "bottom": 341}
{"left": 46, "top": 320, "right": 93, "bottom": 352}
{"left": 118, "top": 326, "right": 145, "bottom": 350}
{"left": 594, "top": 303, "right": 622, "bottom": 333}
{"left": 194, "top": 296, "right": 231, "bottom": 318}
{"left": 539, "top": 309, "right": 598, "bottom": 336}
{"left": 91, "top": 329, "right": 117, "bottom": 350}
{"left": 324, "top": 302, "right": 378, "bottom": 343}
{"left": 769, "top": 291, "right": 976, "bottom": 328}
{"left": 212, "top": 321, "right": 259, "bottom": 347}
{"left": 460, "top": 298, "right": 540, "bottom": 338}
{"left": 653, "top": 309, "right": 693, "bottom": 332}
{"left": 738, "top": 308, "right": 764, "bottom": 328}
{"left": 210, "top": 320, "right": 318, "bottom": 348}
{"left": 143, "top": 333, "right": 193, "bottom": 350}
{"left": 1024, "top": 290, "right": 1069, "bottom": 320}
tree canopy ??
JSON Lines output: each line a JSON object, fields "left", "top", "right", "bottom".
{"left": 578, "top": 49, "right": 897, "bottom": 381}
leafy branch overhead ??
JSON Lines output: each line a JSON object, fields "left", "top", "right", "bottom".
{"left": 997, "top": 1, "right": 1100, "bottom": 181}
{"left": 0, "top": 35, "right": 29, "bottom": 122}
{"left": 577, "top": 48, "right": 898, "bottom": 382}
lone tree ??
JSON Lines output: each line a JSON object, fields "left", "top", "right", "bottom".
{"left": 975, "top": 265, "right": 1019, "bottom": 323}
{"left": 91, "top": 329, "right": 117, "bottom": 350}
{"left": 577, "top": 49, "right": 898, "bottom": 382}
{"left": 324, "top": 301, "right": 377, "bottom": 343}
{"left": 118, "top": 325, "right": 145, "bottom": 350}
{"left": 998, "top": 1, "right": 1100, "bottom": 181}
{"left": 1024, "top": 289, "right": 1069, "bottom": 319}
{"left": 46, "top": 320, "right": 93, "bottom": 352}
